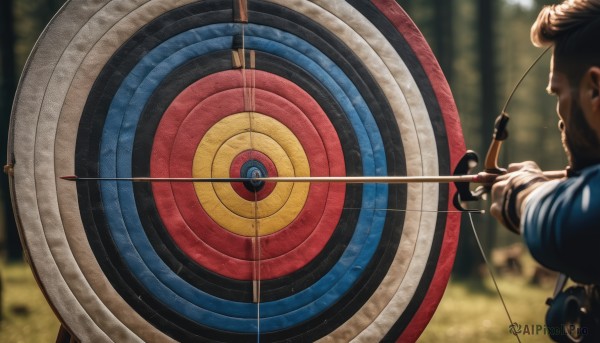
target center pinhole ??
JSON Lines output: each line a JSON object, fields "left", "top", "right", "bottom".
{"left": 241, "top": 160, "right": 267, "bottom": 192}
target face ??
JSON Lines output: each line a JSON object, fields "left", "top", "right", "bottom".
{"left": 8, "top": 0, "right": 465, "bottom": 342}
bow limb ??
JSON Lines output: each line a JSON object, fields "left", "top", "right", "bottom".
{"left": 483, "top": 48, "right": 552, "bottom": 175}
{"left": 483, "top": 112, "right": 510, "bottom": 174}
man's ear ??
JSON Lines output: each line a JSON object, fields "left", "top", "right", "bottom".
{"left": 580, "top": 66, "right": 600, "bottom": 136}
{"left": 582, "top": 67, "right": 600, "bottom": 111}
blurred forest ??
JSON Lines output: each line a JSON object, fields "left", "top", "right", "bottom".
{"left": 0, "top": 0, "right": 566, "bottom": 277}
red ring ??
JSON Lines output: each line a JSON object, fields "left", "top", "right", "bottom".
{"left": 151, "top": 70, "right": 346, "bottom": 280}
{"left": 171, "top": 89, "right": 321, "bottom": 242}
{"left": 229, "top": 150, "right": 278, "bottom": 201}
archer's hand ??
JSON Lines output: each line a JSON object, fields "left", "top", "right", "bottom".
{"left": 490, "top": 161, "right": 549, "bottom": 233}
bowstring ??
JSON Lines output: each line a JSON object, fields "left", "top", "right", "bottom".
{"left": 342, "top": 207, "right": 484, "bottom": 214}
{"left": 467, "top": 212, "right": 522, "bottom": 343}
{"left": 467, "top": 46, "right": 551, "bottom": 343}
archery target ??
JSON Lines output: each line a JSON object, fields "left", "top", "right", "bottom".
{"left": 8, "top": 0, "right": 466, "bottom": 342}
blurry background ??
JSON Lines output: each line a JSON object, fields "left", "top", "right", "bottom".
{"left": 0, "top": 0, "right": 566, "bottom": 341}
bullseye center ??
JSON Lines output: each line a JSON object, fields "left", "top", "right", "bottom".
{"left": 241, "top": 160, "right": 267, "bottom": 193}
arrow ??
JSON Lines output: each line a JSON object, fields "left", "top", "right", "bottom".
{"left": 60, "top": 171, "right": 565, "bottom": 184}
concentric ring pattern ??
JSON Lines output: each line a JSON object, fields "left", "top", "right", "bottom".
{"left": 8, "top": 0, "right": 466, "bottom": 342}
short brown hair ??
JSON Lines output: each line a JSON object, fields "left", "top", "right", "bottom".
{"left": 531, "top": 0, "right": 600, "bottom": 82}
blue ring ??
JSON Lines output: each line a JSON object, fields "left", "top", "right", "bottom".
{"left": 241, "top": 160, "right": 267, "bottom": 191}
{"left": 99, "top": 23, "right": 388, "bottom": 332}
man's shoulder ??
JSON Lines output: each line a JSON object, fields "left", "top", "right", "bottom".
{"left": 579, "top": 164, "right": 600, "bottom": 177}
{"left": 568, "top": 164, "right": 600, "bottom": 187}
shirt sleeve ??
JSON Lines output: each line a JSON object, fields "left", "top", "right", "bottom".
{"left": 522, "top": 166, "right": 600, "bottom": 284}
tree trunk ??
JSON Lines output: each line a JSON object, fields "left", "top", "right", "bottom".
{"left": 396, "top": 0, "right": 411, "bottom": 14}
{"left": 433, "top": 0, "right": 454, "bottom": 83}
{"left": 0, "top": 0, "right": 21, "bottom": 261}
{"left": 454, "top": 0, "right": 498, "bottom": 279}
{"left": 476, "top": 0, "right": 498, "bottom": 267}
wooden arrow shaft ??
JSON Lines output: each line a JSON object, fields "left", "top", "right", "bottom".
{"left": 60, "top": 171, "right": 565, "bottom": 184}
{"left": 61, "top": 175, "right": 480, "bottom": 183}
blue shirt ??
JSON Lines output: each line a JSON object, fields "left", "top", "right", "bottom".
{"left": 523, "top": 164, "right": 600, "bottom": 285}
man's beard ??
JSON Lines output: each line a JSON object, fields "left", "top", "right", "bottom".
{"left": 562, "top": 101, "right": 600, "bottom": 172}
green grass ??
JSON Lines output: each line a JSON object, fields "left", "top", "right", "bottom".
{"left": 0, "top": 260, "right": 556, "bottom": 342}
{"left": 0, "top": 262, "right": 60, "bottom": 343}
{"left": 420, "top": 276, "right": 555, "bottom": 342}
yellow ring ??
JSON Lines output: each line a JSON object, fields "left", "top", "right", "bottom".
{"left": 211, "top": 132, "right": 294, "bottom": 218}
{"left": 192, "top": 113, "right": 310, "bottom": 236}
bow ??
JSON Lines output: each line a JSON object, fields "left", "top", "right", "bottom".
{"left": 449, "top": 46, "right": 571, "bottom": 343}
{"left": 452, "top": 47, "right": 565, "bottom": 212}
